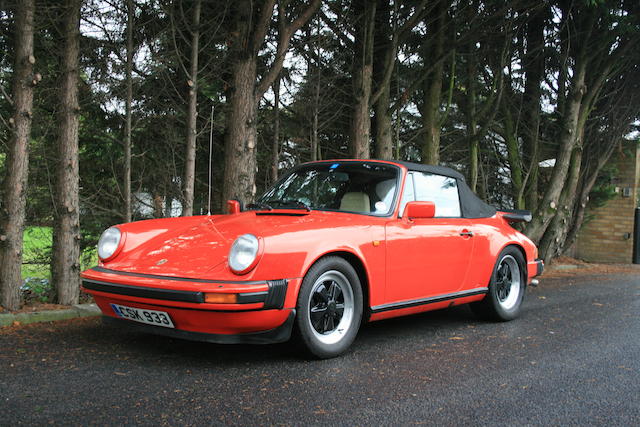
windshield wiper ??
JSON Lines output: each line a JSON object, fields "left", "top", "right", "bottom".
{"left": 266, "top": 199, "right": 312, "bottom": 212}
{"left": 246, "top": 202, "right": 273, "bottom": 211}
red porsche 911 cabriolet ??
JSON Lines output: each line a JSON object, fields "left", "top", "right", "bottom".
{"left": 81, "top": 159, "right": 543, "bottom": 358}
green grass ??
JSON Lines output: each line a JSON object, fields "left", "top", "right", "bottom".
{"left": 21, "top": 226, "right": 98, "bottom": 303}
{"left": 22, "top": 226, "right": 52, "bottom": 279}
{"left": 22, "top": 226, "right": 98, "bottom": 279}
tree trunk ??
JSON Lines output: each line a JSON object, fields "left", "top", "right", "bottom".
{"left": 350, "top": 66, "right": 373, "bottom": 158}
{"left": 221, "top": 0, "right": 320, "bottom": 207}
{"left": 562, "top": 149, "right": 616, "bottom": 254}
{"left": 555, "top": 1, "right": 570, "bottom": 120}
{"left": 538, "top": 145, "right": 583, "bottom": 261}
{"left": 309, "top": 19, "right": 321, "bottom": 162}
{"left": 420, "top": 0, "right": 446, "bottom": 165}
{"left": 503, "top": 103, "right": 525, "bottom": 209}
{"left": 522, "top": 5, "right": 546, "bottom": 213}
{"left": 466, "top": 47, "right": 479, "bottom": 191}
{"left": 523, "top": 5, "right": 618, "bottom": 248}
{"left": 51, "top": 0, "right": 81, "bottom": 306}
{"left": 349, "top": 0, "right": 376, "bottom": 159}
{"left": 372, "top": 0, "right": 392, "bottom": 160}
{"left": 524, "top": 61, "right": 586, "bottom": 243}
{"left": 222, "top": 56, "right": 259, "bottom": 205}
{"left": 420, "top": 74, "right": 444, "bottom": 165}
{"left": 153, "top": 193, "right": 164, "bottom": 218}
{"left": 221, "top": 0, "right": 266, "bottom": 207}
{"left": 0, "top": 0, "right": 35, "bottom": 311}
{"left": 271, "top": 75, "right": 280, "bottom": 182}
{"left": 311, "top": 69, "right": 320, "bottom": 161}
{"left": 123, "top": 0, "right": 134, "bottom": 222}
{"left": 372, "top": 0, "right": 427, "bottom": 160}
{"left": 374, "top": 87, "right": 393, "bottom": 159}
{"left": 182, "top": 0, "right": 201, "bottom": 217}
{"left": 164, "top": 195, "right": 173, "bottom": 217}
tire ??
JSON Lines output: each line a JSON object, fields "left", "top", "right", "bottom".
{"left": 295, "top": 256, "right": 363, "bottom": 359}
{"left": 471, "top": 246, "right": 526, "bottom": 321}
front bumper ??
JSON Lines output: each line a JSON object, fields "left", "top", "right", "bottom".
{"left": 83, "top": 276, "right": 288, "bottom": 309}
{"left": 527, "top": 258, "right": 544, "bottom": 282}
{"left": 81, "top": 267, "right": 301, "bottom": 343}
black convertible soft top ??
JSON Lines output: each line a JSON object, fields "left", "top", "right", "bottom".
{"left": 395, "top": 161, "right": 497, "bottom": 219}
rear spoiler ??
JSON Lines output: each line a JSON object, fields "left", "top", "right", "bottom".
{"left": 499, "top": 209, "right": 532, "bottom": 223}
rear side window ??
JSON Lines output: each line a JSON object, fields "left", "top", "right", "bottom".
{"left": 412, "top": 172, "right": 461, "bottom": 217}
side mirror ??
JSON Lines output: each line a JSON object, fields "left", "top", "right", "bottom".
{"left": 227, "top": 199, "right": 241, "bottom": 215}
{"left": 403, "top": 201, "right": 435, "bottom": 220}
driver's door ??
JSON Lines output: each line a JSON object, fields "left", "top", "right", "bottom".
{"left": 385, "top": 172, "right": 474, "bottom": 304}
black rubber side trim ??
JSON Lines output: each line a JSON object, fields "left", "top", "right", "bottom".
{"left": 83, "top": 279, "right": 204, "bottom": 303}
{"left": 264, "top": 280, "right": 288, "bottom": 309}
{"left": 85, "top": 274, "right": 289, "bottom": 309}
{"left": 237, "top": 292, "right": 268, "bottom": 304}
{"left": 370, "top": 288, "right": 488, "bottom": 314}
{"left": 102, "top": 309, "right": 296, "bottom": 345}
{"left": 89, "top": 266, "right": 266, "bottom": 285}
{"left": 535, "top": 259, "right": 544, "bottom": 277}
{"left": 84, "top": 279, "right": 270, "bottom": 306}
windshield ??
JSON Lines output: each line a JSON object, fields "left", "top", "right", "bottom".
{"left": 256, "top": 162, "right": 400, "bottom": 215}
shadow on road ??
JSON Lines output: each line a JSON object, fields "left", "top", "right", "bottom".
{"left": 75, "top": 305, "right": 481, "bottom": 366}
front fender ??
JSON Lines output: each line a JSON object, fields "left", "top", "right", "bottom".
{"left": 252, "top": 222, "right": 386, "bottom": 307}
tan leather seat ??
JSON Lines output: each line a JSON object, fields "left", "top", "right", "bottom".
{"left": 340, "top": 192, "right": 370, "bottom": 213}
{"left": 375, "top": 179, "right": 396, "bottom": 213}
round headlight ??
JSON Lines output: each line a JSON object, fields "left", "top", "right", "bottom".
{"left": 228, "top": 234, "right": 260, "bottom": 274}
{"left": 98, "top": 227, "right": 122, "bottom": 260}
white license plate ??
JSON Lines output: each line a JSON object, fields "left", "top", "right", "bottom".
{"left": 110, "top": 304, "right": 174, "bottom": 328}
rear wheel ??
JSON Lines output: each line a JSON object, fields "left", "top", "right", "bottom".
{"left": 295, "top": 256, "right": 363, "bottom": 359}
{"left": 472, "top": 246, "right": 526, "bottom": 321}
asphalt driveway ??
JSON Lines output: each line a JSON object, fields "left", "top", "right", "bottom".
{"left": 1, "top": 272, "right": 639, "bottom": 425}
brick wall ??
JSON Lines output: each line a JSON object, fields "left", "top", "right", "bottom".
{"left": 576, "top": 147, "right": 639, "bottom": 263}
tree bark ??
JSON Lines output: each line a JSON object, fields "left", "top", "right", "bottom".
{"left": 0, "top": 0, "right": 35, "bottom": 311}
{"left": 523, "top": 5, "right": 610, "bottom": 245}
{"left": 538, "top": 144, "right": 582, "bottom": 261}
{"left": 374, "top": 84, "right": 392, "bottom": 159}
{"left": 51, "top": 0, "right": 82, "bottom": 306}
{"left": 372, "top": 0, "right": 392, "bottom": 159}
{"left": 349, "top": 0, "right": 376, "bottom": 159}
{"left": 502, "top": 101, "right": 525, "bottom": 209}
{"left": 521, "top": 5, "right": 546, "bottom": 213}
{"left": 222, "top": 0, "right": 320, "bottom": 207}
{"left": 182, "top": 0, "right": 201, "bottom": 217}
{"left": 420, "top": 0, "right": 446, "bottom": 165}
{"left": 123, "top": 0, "right": 134, "bottom": 222}
{"left": 466, "top": 48, "right": 479, "bottom": 191}
{"left": 271, "top": 75, "right": 280, "bottom": 182}
{"left": 153, "top": 193, "right": 164, "bottom": 218}
{"left": 372, "top": 0, "right": 427, "bottom": 160}
{"left": 525, "top": 60, "right": 586, "bottom": 243}
{"left": 223, "top": 55, "right": 259, "bottom": 204}
{"left": 311, "top": 67, "right": 320, "bottom": 162}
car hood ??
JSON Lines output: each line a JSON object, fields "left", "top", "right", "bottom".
{"left": 101, "top": 210, "right": 346, "bottom": 279}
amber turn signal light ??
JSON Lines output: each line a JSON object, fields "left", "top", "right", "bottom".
{"left": 204, "top": 293, "right": 238, "bottom": 304}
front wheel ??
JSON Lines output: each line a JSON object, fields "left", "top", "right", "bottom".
{"left": 295, "top": 257, "right": 363, "bottom": 359}
{"left": 471, "top": 246, "right": 526, "bottom": 321}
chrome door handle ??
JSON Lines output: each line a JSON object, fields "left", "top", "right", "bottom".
{"left": 459, "top": 231, "right": 474, "bottom": 237}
